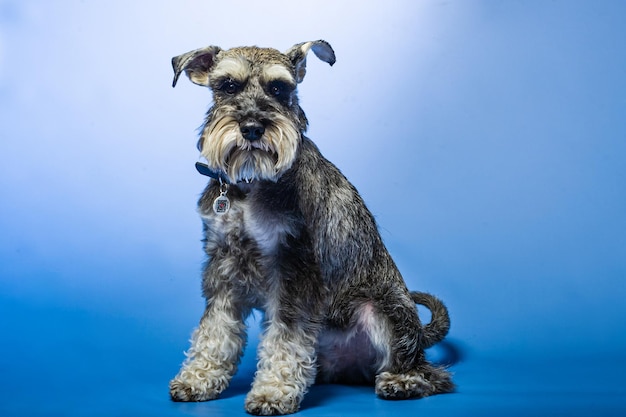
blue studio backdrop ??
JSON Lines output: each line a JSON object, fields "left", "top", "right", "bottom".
{"left": 1, "top": 1, "right": 625, "bottom": 416}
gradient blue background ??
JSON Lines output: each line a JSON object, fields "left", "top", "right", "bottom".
{"left": 1, "top": 1, "right": 625, "bottom": 416}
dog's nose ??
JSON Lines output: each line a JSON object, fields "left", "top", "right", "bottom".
{"left": 240, "top": 119, "right": 265, "bottom": 141}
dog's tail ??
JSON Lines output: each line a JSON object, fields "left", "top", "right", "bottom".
{"left": 410, "top": 291, "right": 450, "bottom": 349}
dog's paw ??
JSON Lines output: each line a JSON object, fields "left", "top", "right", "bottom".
{"left": 375, "top": 367, "right": 454, "bottom": 400}
{"left": 375, "top": 371, "right": 434, "bottom": 400}
{"left": 169, "top": 376, "right": 222, "bottom": 402}
{"left": 244, "top": 387, "right": 301, "bottom": 416}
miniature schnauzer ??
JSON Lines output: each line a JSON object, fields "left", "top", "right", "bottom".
{"left": 168, "top": 40, "right": 454, "bottom": 415}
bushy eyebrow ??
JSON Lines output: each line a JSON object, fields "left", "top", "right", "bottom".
{"left": 211, "top": 56, "right": 251, "bottom": 83}
{"left": 261, "top": 64, "right": 296, "bottom": 86}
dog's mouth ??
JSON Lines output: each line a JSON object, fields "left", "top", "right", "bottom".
{"left": 238, "top": 138, "right": 277, "bottom": 154}
{"left": 200, "top": 112, "right": 299, "bottom": 183}
{"left": 226, "top": 145, "right": 279, "bottom": 166}
{"left": 221, "top": 138, "right": 281, "bottom": 183}
{"left": 225, "top": 135, "right": 280, "bottom": 168}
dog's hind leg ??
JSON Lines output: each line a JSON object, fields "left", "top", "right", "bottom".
{"left": 367, "top": 289, "right": 455, "bottom": 400}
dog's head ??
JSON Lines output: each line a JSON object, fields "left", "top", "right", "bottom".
{"left": 172, "top": 40, "right": 335, "bottom": 183}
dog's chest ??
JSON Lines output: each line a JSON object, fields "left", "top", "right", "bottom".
{"left": 200, "top": 189, "right": 297, "bottom": 257}
{"left": 241, "top": 200, "right": 294, "bottom": 255}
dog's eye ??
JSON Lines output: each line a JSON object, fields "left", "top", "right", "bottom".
{"left": 219, "top": 79, "right": 240, "bottom": 95}
{"left": 267, "top": 81, "right": 291, "bottom": 98}
{"left": 270, "top": 85, "right": 283, "bottom": 96}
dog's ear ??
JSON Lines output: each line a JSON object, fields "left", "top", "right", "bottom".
{"left": 171, "top": 46, "right": 222, "bottom": 88}
{"left": 285, "top": 40, "right": 336, "bottom": 83}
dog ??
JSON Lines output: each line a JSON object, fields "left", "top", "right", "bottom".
{"left": 168, "top": 40, "right": 454, "bottom": 415}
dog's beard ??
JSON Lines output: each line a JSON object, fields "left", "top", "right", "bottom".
{"left": 200, "top": 112, "right": 299, "bottom": 183}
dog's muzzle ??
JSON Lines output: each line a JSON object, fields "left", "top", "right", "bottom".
{"left": 240, "top": 118, "right": 265, "bottom": 141}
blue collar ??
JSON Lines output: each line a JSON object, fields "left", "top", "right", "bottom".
{"left": 195, "top": 162, "right": 231, "bottom": 184}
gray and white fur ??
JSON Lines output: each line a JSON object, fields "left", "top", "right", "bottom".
{"left": 168, "top": 40, "right": 454, "bottom": 416}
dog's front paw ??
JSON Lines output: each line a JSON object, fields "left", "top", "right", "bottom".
{"left": 375, "top": 371, "right": 434, "bottom": 400}
{"left": 169, "top": 375, "right": 223, "bottom": 402}
{"left": 244, "top": 386, "right": 301, "bottom": 416}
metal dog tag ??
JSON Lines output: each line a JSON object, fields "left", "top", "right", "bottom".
{"left": 213, "top": 194, "right": 230, "bottom": 215}
{"left": 212, "top": 181, "right": 230, "bottom": 215}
